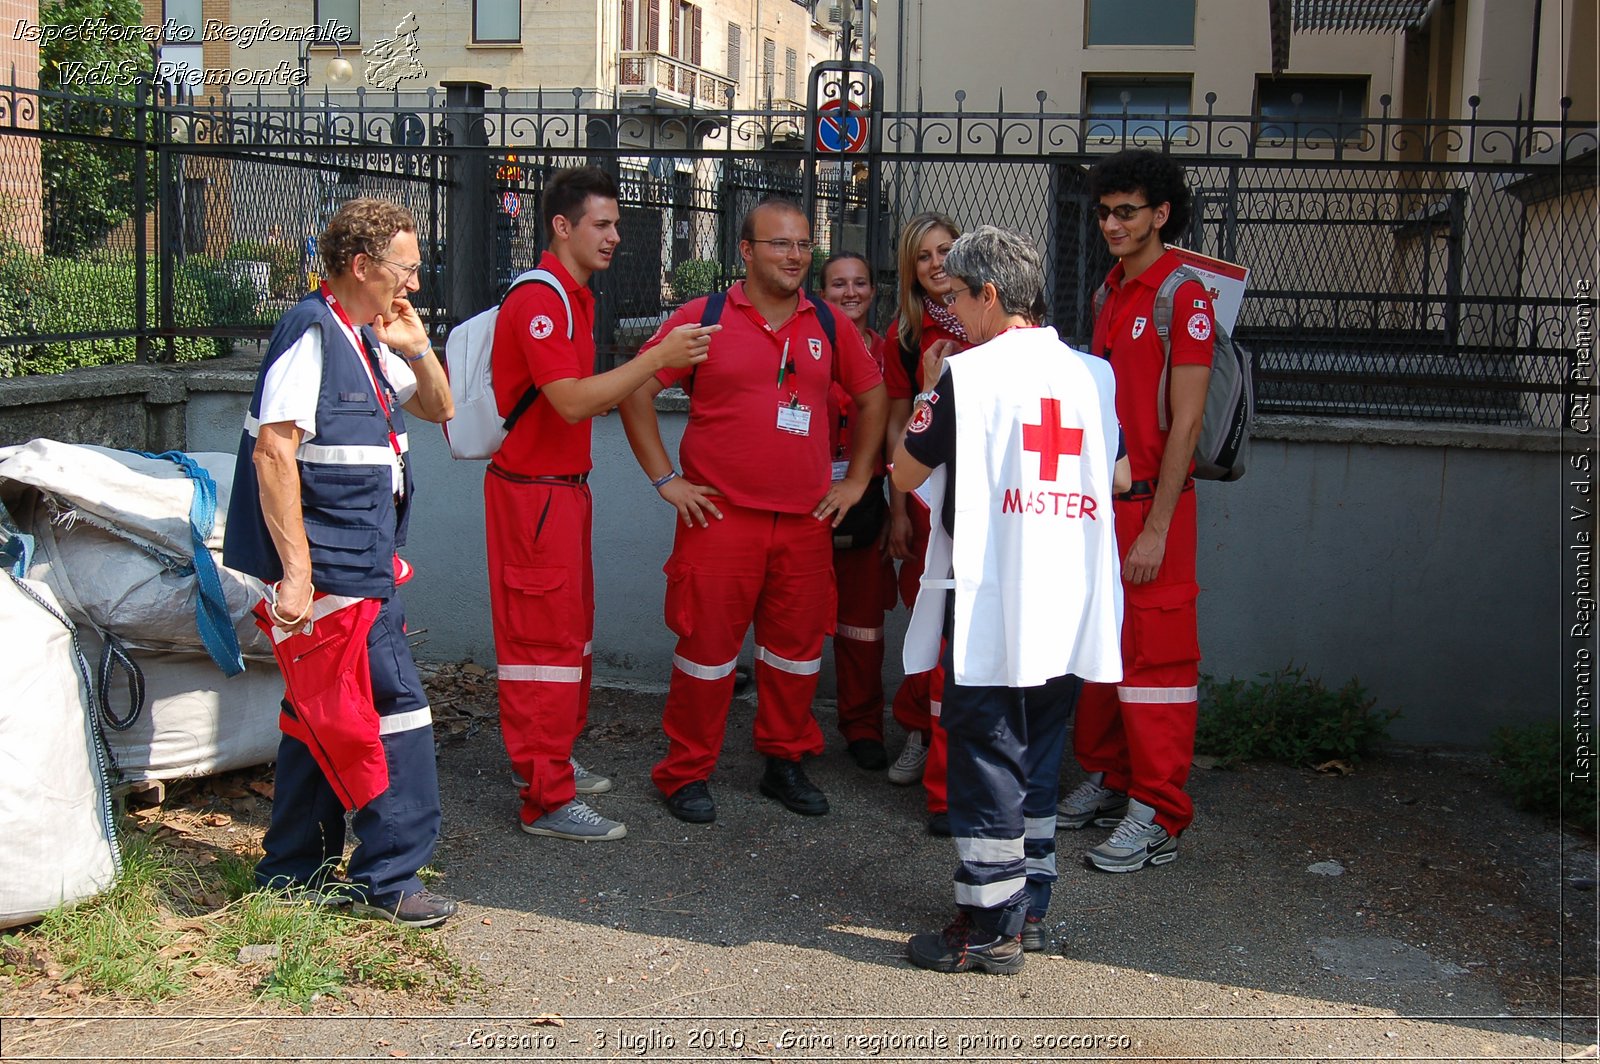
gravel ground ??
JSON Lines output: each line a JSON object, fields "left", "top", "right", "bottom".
{"left": 2, "top": 667, "right": 1595, "bottom": 1063}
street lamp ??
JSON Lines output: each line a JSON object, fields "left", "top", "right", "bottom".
{"left": 296, "top": 34, "right": 355, "bottom": 97}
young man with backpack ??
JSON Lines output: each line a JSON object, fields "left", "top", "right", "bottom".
{"left": 486, "top": 166, "right": 714, "bottom": 842}
{"left": 617, "top": 198, "right": 887, "bottom": 825}
{"left": 1063, "top": 149, "right": 1214, "bottom": 873}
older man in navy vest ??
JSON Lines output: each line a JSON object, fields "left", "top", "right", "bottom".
{"left": 224, "top": 198, "right": 457, "bottom": 927}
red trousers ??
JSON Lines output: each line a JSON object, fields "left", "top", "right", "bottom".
{"left": 832, "top": 543, "right": 896, "bottom": 743}
{"left": 893, "top": 501, "right": 949, "bottom": 813}
{"left": 652, "top": 503, "right": 835, "bottom": 796}
{"left": 485, "top": 469, "right": 594, "bottom": 823}
{"left": 1074, "top": 488, "right": 1201, "bottom": 835}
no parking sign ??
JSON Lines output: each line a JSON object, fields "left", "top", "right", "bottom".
{"left": 815, "top": 100, "right": 868, "bottom": 154}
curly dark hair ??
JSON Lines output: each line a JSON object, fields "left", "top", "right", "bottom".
{"left": 318, "top": 198, "right": 417, "bottom": 277}
{"left": 1088, "top": 149, "right": 1192, "bottom": 242}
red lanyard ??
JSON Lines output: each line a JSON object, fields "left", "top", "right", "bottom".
{"left": 321, "top": 284, "right": 404, "bottom": 471}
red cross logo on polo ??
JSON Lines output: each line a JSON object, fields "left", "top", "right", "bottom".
{"left": 1186, "top": 312, "right": 1212, "bottom": 341}
{"left": 1132, "top": 316, "right": 1147, "bottom": 339}
{"left": 809, "top": 337, "right": 823, "bottom": 360}
{"left": 907, "top": 403, "right": 934, "bottom": 434}
{"left": 530, "top": 314, "right": 554, "bottom": 340}
{"left": 1021, "top": 397, "right": 1084, "bottom": 481}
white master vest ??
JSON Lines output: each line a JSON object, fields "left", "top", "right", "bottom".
{"left": 903, "top": 326, "right": 1124, "bottom": 688}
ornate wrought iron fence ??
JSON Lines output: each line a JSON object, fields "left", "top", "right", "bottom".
{"left": 0, "top": 75, "right": 1591, "bottom": 428}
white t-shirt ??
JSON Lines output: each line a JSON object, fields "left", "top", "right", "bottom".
{"left": 256, "top": 314, "right": 417, "bottom": 494}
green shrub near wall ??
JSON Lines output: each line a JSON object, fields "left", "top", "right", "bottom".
{"left": 0, "top": 246, "right": 268, "bottom": 377}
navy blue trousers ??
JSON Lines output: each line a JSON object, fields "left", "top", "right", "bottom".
{"left": 939, "top": 638, "right": 1081, "bottom": 938}
{"left": 256, "top": 595, "right": 441, "bottom": 906}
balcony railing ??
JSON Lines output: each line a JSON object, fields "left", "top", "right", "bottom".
{"left": 618, "top": 52, "right": 735, "bottom": 109}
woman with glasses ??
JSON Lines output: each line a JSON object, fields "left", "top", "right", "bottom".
{"left": 818, "top": 251, "right": 896, "bottom": 771}
{"left": 879, "top": 212, "right": 969, "bottom": 836}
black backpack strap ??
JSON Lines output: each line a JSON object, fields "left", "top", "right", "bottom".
{"left": 683, "top": 291, "right": 726, "bottom": 396}
{"left": 813, "top": 297, "right": 839, "bottom": 350}
{"left": 899, "top": 330, "right": 919, "bottom": 388}
{"left": 500, "top": 272, "right": 566, "bottom": 433}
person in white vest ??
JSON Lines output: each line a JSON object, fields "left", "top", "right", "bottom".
{"left": 890, "top": 225, "right": 1130, "bottom": 974}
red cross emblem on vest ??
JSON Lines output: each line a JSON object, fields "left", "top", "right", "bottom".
{"left": 1022, "top": 397, "right": 1084, "bottom": 481}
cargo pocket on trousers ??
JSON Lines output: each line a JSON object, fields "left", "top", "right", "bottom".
{"left": 1126, "top": 583, "right": 1201, "bottom": 672}
{"left": 662, "top": 561, "right": 695, "bottom": 641}
{"left": 503, "top": 564, "right": 573, "bottom": 648}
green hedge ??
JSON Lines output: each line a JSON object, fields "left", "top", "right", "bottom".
{"left": 0, "top": 247, "right": 268, "bottom": 377}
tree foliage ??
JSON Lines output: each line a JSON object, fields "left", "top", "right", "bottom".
{"left": 39, "top": 0, "right": 155, "bottom": 255}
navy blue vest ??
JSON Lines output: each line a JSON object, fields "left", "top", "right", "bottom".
{"left": 223, "top": 293, "right": 415, "bottom": 599}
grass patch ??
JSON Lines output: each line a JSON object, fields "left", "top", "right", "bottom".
{"left": 1196, "top": 664, "right": 1399, "bottom": 768}
{"left": 1, "top": 825, "right": 471, "bottom": 1009}
{"left": 1490, "top": 720, "right": 1599, "bottom": 833}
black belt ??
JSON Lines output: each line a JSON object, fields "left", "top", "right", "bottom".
{"left": 488, "top": 463, "right": 589, "bottom": 486}
{"left": 1115, "top": 478, "right": 1194, "bottom": 502}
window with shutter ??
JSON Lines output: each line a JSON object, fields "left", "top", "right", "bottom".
{"left": 691, "top": 6, "right": 702, "bottom": 67}
{"left": 622, "top": 0, "right": 634, "bottom": 49}
{"left": 762, "top": 37, "right": 776, "bottom": 96}
{"left": 784, "top": 47, "right": 796, "bottom": 101}
{"left": 647, "top": 0, "right": 660, "bottom": 50}
{"left": 727, "top": 23, "right": 741, "bottom": 79}
{"left": 669, "top": 0, "right": 680, "bottom": 57}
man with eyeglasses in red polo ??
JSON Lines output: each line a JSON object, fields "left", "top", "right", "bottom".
{"left": 1063, "top": 149, "right": 1214, "bottom": 873}
{"left": 619, "top": 198, "right": 888, "bottom": 825}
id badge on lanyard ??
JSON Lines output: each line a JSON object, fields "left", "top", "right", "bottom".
{"left": 774, "top": 336, "right": 811, "bottom": 437}
{"left": 321, "top": 284, "right": 406, "bottom": 477}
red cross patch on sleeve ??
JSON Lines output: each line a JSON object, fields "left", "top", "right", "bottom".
{"left": 1186, "top": 312, "right": 1212, "bottom": 342}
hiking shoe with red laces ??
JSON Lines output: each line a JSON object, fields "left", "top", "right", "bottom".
{"left": 906, "top": 913, "right": 1024, "bottom": 975}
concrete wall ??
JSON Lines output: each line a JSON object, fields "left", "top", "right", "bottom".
{"left": 3, "top": 362, "right": 1565, "bottom": 748}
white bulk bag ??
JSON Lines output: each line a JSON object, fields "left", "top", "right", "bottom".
{"left": 0, "top": 573, "right": 119, "bottom": 929}
{"left": 90, "top": 638, "right": 285, "bottom": 783}
{"left": 0, "top": 439, "right": 271, "bottom": 657}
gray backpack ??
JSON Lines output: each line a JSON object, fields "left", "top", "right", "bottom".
{"left": 1094, "top": 264, "right": 1254, "bottom": 481}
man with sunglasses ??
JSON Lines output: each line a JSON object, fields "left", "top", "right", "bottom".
{"left": 619, "top": 198, "right": 887, "bottom": 825}
{"left": 1062, "top": 149, "right": 1214, "bottom": 873}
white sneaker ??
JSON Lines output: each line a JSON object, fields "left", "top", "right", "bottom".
{"left": 887, "top": 731, "right": 929, "bottom": 785}
{"left": 520, "top": 799, "right": 627, "bottom": 842}
{"left": 512, "top": 757, "right": 613, "bottom": 795}
{"left": 1056, "top": 778, "right": 1129, "bottom": 829}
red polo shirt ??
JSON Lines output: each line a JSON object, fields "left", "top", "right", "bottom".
{"left": 1092, "top": 250, "right": 1215, "bottom": 482}
{"left": 643, "top": 282, "right": 882, "bottom": 514}
{"left": 880, "top": 311, "right": 969, "bottom": 400}
{"left": 491, "top": 252, "right": 596, "bottom": 477}
{"left": 830, "top": 326, "right": 885, "bottom": 472}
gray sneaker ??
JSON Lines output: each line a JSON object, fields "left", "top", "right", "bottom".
{"left": 1056, "top": 778, "right": 1129, "bottom": 829}
{"left": 1085, "top": 799, "right": 1177, "bottom": 872}
{"left": 570, "top": 757, "right": 613, "bottom": 795}
{"left": 512, "top": 757, "right": 614, "bottom": 795}
{"left": 887, "top": 731, "right": 929, "bottom": 785}
{"left": 521, "top": 799, "right": 627, "bottom": 842}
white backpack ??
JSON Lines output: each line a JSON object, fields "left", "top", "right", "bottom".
{"left": 442, "top": 269, "right": 572, "bottom": 460}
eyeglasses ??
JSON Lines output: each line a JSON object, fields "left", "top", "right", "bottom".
{"left": 1094, "top": 203, "right": 1153, "bottom": 222}
{"left": 748, "top": 238, "right": 816, "bottom": 255}
{"left": 941, "top": 286, "right": 979, "bottom": 307}
{"left": 371, "top": 255, "right": 423, "bottom": 281}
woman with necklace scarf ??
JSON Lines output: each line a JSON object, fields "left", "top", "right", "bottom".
{"left": 878, "top": 211, "right": 970, "bottom": 835}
